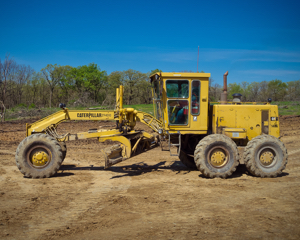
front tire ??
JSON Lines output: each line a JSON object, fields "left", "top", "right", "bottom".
{"left": 244, "top": 135, "right": 288, "bottom": 177}
{"left": 194, "top": 134, "right": 239, "bottom": 178}
{"left": 15, "top": 134, "right": 63, "bottom": 178}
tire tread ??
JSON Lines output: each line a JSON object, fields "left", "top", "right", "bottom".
{"left": 194, "top": 134, "right": 239, "bottom": 178}
{"left": 244, "top": 135, "right": 287, "bottom": 177}
{"left": 15, "top": 134, "right": 63, "bottom": 178}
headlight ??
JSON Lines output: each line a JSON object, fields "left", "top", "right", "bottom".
{"left": 158, "top": 129, "right": 163, "bottom": 135}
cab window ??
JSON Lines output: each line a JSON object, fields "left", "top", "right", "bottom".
{"left": 191, "top": 80, "right": 200, "bottom": 115}
{"left": 166, "top": 80, "right": 189, "bottom": 98}
{"left": 168, "top": 100, "right": 189, "bottom": 125}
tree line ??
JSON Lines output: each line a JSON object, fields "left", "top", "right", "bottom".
{"left": 209, "top": 78, "right": 300, "bottom": 102}
{"left": 1, "top": 54, "right": 299, "bottom": 121}
{"left": 0, "top": 55, "right": 159, "bottom": 121}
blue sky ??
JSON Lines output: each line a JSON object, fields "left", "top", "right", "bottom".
{"left": 1, "top": 0, "right": 300, "bottom": 85}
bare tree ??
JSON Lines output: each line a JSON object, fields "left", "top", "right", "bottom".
{"left": 0, "top": 54, "right": 15, "bottom": 122}
{"left": 257, "top": 81, "right": 269, "bottom": 102}
{"left": 0, "top": 101, "right": 5, "bottom": 122}
{"left": 248, "top": 82, "right": 261, "bottom": 101}
{"left": 286, "top": 80, "right": 300, "bottom": 101}
{"left": 41, "top": 64, "right": 65, "bottom": 108}
{"left": 209, "top": 78, "right": 222, "bottom": 101}
{"left": 15, "top": 65, "right": 34, "bottom": 105}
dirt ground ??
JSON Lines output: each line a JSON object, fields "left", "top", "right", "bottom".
{"left": 1, "top": 116, "right": 300, "bottom": 240}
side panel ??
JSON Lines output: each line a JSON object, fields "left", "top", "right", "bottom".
{"left": 235, "top": 107, "right": 264, "bottom": 139}
{"left": 212, "top": 105, "right": 280, "bottom": 140}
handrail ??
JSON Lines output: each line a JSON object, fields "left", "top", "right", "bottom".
{"left": 135, "top": 111, "right": 163, "bottom": 133}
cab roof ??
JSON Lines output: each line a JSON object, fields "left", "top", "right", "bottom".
{"left": 150, "top": 72, "right": 211, "bottom": 82}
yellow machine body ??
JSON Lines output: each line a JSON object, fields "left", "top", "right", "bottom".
{"left": 149, "top": 72, "right": 280, "bottom": 141}
{"left": 212, "top": 104, "right": 280, "bottom": 140}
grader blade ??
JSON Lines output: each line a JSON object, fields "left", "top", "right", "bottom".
{"left": 102, "top": 144, "right": 127, "bottom": 169}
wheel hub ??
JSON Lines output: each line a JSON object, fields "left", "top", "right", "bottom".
{"left": 31, "top": 151, "right": 49, "bottom": 167}
{"left": 259, "top": 151, "right": 274, "bottom": 166}
{"left": 210, "top": 149, "right": 227, "bottom": 167}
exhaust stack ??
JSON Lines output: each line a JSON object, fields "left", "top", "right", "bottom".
{"left": 220, "top": 71, "right": 228, "bottom": 104}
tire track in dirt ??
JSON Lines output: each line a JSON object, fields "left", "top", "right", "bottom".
{"left": 288, "top": 149, "right": 300, "bottom": 156}
{"left": 0, "top": 150, "right": 15, "bottom": 155}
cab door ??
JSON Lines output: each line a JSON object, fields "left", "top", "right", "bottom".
{"left": 151, "top": 78, "right": 163, "bottom": 122}
{"left": 165, "top": 79, "right": 190, "bottom": 127}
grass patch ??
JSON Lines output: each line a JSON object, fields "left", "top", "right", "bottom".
{"left": 274, "top": 101, "right": 300, "bottom": 116}
{"left": 123, "top": 104, "right": 153, "bottom": 115}
{"left": 5, "top": 107, "right": 61, "bottom": 121}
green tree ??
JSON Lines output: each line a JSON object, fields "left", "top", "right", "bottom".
{"left": 105, "top": 71, "right": 123, "bottom": 105}
{"left": 122, "top": 69, "right": 148, "bottom": 105}
{"left": 268, "top": 79, "right": 287, "bottom": 101}
{"left": 58, "top": 65, "right": 74, "bottom": 103}
{"left": 228, "top": 83, "right": 243, "bottom": 100}
{"left": 82, "top": 64, "right": 107, "bottom": 102}
{"left": 136, "top": 78, "right": 152, "bottom": 104}
{"left": 66, "top": 63, "right": 107, "bottom": 104}
{"left": 149, "top": 69, "right": 162, "bottom": 76}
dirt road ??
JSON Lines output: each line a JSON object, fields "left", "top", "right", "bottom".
{"left": 1, "top": 116, "right": 300, "bottom": 239}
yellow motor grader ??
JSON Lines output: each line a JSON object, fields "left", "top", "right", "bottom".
{"left": 15, "top": 72, "right": 288, "bottom": 179}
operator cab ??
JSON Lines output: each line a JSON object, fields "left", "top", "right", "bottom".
{"left": 150, "top": 72, "right": 210, "bottom": 134}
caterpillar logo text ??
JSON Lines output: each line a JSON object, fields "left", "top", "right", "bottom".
{"left": 77, "top": 113, "right": 111, "bottom": 118}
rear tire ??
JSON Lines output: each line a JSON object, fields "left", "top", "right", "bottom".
{"left": 15, "top": 134, "right": 63, "bottom": 178}
{"left": 244, "top": 135, "right": 288, "bottom": 177}
{"left": 194, "top": 134, "right": 239, "bottom": 178}
{"left": 179, "top": 150, "right": 197, "bottom": 169}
